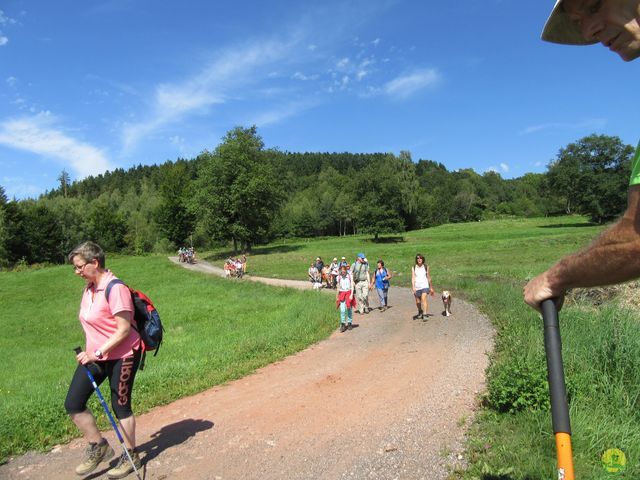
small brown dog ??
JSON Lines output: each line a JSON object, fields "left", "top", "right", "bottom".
{"left": 442, "top": 290, "right": 452, "bottom": 316}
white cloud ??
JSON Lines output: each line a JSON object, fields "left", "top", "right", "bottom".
{"left": 0, "top": 10, "right": 16, "bottom": 25}
{"left": 169, "top": 135, "right": 185, "bottom": 147}
{"left": 169, "top": 135, "right": 188, "bottom": 155}
{"left": 292, "top": 72, "right": 319, "bottom": 81}
{"left": 308, "top": 44, "right": 317, "bottom": 51}
{"left": 6, "top": 76, "right": 17, "bottom": 87}
{"left": 122, "top": 38, "right": 293, "bottom": 151}
{"left": 249, "top": 100, "right": 318, "bottom": 127}
{"left": 372, "top": 38, "right": 381, "bottom": 46}
{"left": 336, "top": 57, "right": 350, "bottom": 68}
{"left": 0, "top": 112, "right": 112, "bottom": 178}
{"left": 0, "top": 9, "right": 16, "bottom": 46}
{"left": 485, "top": 164, "right": 509, "bottom": 175}
{"left": 383, "top": 68, "right": 441, "bottom": 99}
{"left": 359, "top": 58, "right": 374, "bottom": 68}
{"left": 520, "top": 118, "right": 607, "bottom": 135}
{"left": 355, "top": 58, "right": 374, "bottom": 81}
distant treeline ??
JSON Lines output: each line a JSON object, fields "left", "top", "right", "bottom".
{"left": 0, "top": 127, "right": 632, "bottom": 266}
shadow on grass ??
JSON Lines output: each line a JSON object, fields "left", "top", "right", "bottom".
{"left": 367, "top": 236, "right": 406, "bottom": 244}
{"left": 539, "top": 222, "right": 594, "bottom": 228}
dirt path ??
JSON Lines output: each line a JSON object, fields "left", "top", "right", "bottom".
{"left": 1, "top": 259, "right": 494, "bottom": 480}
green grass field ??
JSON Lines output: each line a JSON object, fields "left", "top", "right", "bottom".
{"left": 0, "top": 257, "right": 336, "bottom": 463}
{"left": 3, "top": 215, "right": 639, "bottom": 479}
{"left": 206, "top": 216, "right": 640, "bottom": 479}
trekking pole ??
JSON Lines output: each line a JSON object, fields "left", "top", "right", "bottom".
{"left": 540, "top": 300, "right": 575, "bottom": 480}
{"left": 73, "top": 347, "right": 142, "bottom": 480}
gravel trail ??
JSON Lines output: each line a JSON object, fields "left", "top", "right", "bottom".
{"left": 0, "top": 258, "right": 494, "bottom": 480}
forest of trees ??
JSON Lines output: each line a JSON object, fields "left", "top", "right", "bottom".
{"left": 0, "top": 127, "right": 633, "bottom": 267}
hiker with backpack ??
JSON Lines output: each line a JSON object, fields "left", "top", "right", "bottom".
{"left": 352, "top": 253, "right": 372, "bottom": 314}
{"left": 371, "top": 259, "right": 392, "bottom": 312}
{"left": 65, "top": 241, "right": 143, "bottom": 479}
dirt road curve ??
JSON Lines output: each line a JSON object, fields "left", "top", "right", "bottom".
{"left": 1, "top": 259, "right": 494, "bottom": 480}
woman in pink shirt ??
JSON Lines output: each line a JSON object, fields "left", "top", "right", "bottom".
{"left": 65, "top": 241, "right": 142, "bottom": 479}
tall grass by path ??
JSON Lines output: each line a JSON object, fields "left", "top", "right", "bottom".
{"left": 0, "top": 256, "right": 336, "bottom": 463}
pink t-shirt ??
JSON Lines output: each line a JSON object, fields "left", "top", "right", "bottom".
{"left": 79, "top": 270, "right": 140, "bottom": 360}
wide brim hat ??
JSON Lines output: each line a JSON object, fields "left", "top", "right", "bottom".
{"left": 541, "top": 0, "right": 598, "bottom": 45}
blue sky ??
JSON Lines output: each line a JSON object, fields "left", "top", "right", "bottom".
{"left": 1, "top": 1, "right": 639, "bottom": 199}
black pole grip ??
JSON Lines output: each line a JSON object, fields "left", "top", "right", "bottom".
{"left": 541, "top": 299, "right": 571, "bottom": 435}
{"left": 73, "top": 346, "right": 82, "bottom": 355}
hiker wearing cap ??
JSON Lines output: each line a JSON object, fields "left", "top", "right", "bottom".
{"left": 525, "top": 0, "right": 640, "bottom": 311}
{"left": 315, "top": 256, "right": 324, "bottom": 276}
{"left": 329, "top": 257, "right": 339, "bottom": 289}
{"left": 352, "top": 253, "right": 371, "bottom": 314}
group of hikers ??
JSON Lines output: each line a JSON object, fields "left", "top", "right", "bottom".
{"left": 310, "top": 253, "right": 435, "bottom": 333}
{"left": 58, "top": 2, "right": 640, "bottom": 477}
{"left": 177, "top": 246, "right": 195, "bottom": 264}
{"left": 223, "top": 255, "right": 247, "bottom": 278}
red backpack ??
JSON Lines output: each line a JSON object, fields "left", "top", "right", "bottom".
{"left": 106, "top": 279, "right": 164, "bottom": 369}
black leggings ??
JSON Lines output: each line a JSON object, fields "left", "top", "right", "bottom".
{"left": 65, "top": 350, "right": 141, "bottom": 419}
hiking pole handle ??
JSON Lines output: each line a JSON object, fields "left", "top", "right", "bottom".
{"left": 541, "top": 300, "right": 575, "bottom": 480}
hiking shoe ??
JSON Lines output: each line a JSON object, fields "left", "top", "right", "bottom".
{"left": 107, "top": 449, "right": 142, "bottom": 479}
{"left": 381, "top": 306, "right": 387, "bottom": 312}
{"left": 340, "top": 324, "right": 347, "bottom": 333}
{"left": 347, "top": 323, "right": 353, "bottom": 330}
{"left": 75, "top": 439, "right": 114, "bottom": 476}
{"left": 412, "top": 313, "right": 422, "bottom": 320}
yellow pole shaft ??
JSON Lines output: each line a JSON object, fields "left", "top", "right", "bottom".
{"left": 555, "top": 432, "right": 575, "bottom": 480}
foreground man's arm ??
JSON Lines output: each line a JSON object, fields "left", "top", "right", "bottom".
{"left": 524, "top": 185, "right": 640, "bottom": 311}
